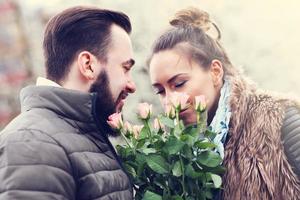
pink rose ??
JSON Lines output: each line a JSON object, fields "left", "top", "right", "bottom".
{"left": 132, "top": 125, "right": 143, "bottom": 139}
{"left": 123, "top": 121, "right": 133, "bottom": 133}
{"left": 169, "top": 92, "right": 190, "bottom": 110}
{"left": 138, "top": 102, "right": 153, "bottom": 119}
{"left": 107, "top": 113, "right": 123, "bottom": 130}
{"left": 195, "top": 95, "right": 207, "bottom": 112}
{"left": 164, "top": 104, "right": 176, "bottom": 118}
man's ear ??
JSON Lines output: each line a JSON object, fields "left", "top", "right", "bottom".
{"left": 77, "top": 51, "right": 99, "bottom": 80}
{"left": 210, "top": 59, "right": 224, "bottom": 87}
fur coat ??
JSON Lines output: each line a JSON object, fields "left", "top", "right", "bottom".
{"left": 221, "top": 75, "right": 300, "bottom": 200}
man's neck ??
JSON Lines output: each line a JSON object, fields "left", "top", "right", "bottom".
{"left": 36, "top": 77, "right": 62, "bottom": 87}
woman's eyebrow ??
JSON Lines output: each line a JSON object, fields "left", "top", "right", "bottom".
{"left": 167, "top": 73, "right": 188, "bottom": 84}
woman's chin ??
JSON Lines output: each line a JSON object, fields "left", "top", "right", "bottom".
{"left": 182, "top": 119, "right": 197, "bottom": 126}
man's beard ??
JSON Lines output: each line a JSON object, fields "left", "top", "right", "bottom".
{"left": 89, "top": 70, "right": 119, "bottom": 137}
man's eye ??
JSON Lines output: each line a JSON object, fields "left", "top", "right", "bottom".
{"left": 175, "top": 81, "right": 187, "bottom": 88}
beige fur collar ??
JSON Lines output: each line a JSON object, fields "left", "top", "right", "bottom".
{"left": 221, "top": 75, "right": 300, "bottom": 200}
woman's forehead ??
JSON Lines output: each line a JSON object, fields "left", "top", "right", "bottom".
{"left": 149, "top": 50, "right": 194, "bottom": 83}
{"left": 150, "top": 50, "right": 193, "bottom": 70}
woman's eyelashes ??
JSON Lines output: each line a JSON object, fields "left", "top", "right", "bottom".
{"left": 154, "top": 81, "right": 187, "bottom": 95}
{"left": 155, "top": 88, "right": 164, "bottom": 95}
{"left": 174, "top": 80, "right": 187, "bottom": 89}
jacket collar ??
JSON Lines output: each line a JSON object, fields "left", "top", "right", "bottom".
{"left": 20, "top": 85, "right": 100, "bottom": 133}
{"left": 36, "top": 77, "right": 62, "bottom": 87}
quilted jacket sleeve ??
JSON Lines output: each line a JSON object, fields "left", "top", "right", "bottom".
{"left": 0, "top": 129, "right": 76, "bottom": 200}
{"left": 281, "top": 106, "right": 300, "bottom": 177}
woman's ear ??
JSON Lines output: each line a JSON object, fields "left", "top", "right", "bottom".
{"left": 210, "top": 59, "right": 224, "bottom": 87}
{"left": 77, "top": 51, "right": 98, "bottom": 80}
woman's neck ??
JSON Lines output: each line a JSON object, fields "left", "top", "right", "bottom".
{"left": 208, "top": 90, "right": 221, "bottom": 125}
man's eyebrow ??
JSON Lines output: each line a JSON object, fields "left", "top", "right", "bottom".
{"left": 122, "top": 59, "right": 135, "bottom": 67}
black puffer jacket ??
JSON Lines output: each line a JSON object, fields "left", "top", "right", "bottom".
{"left": 0, "top": 86, "right": 133, "bottom": 200}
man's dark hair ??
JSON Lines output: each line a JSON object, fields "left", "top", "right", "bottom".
{"left": 43, "top": 6, "right": 132, "bottom": 83}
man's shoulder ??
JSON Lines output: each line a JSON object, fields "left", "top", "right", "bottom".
{"left": 1, "top": 109, "right": 77, "bottom": 144}
{"left": 0, "top": 120, "right": 59, "bottom": 148}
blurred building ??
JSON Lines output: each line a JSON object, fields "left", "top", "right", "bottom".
{"left": 0, "top": 0, "right": 33, "bottom": 128}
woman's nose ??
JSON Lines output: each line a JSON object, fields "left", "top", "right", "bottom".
{"left": 162, "top": 95, "right": 171, "bottom": 107}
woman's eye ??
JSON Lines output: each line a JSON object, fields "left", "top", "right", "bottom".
{"left": 175, "top": 81, "right": 186, "bottom": 88}
{"left": 155, "top": 89, "right": 164, "bottom": 95}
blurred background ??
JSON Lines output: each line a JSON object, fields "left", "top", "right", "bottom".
{"left": 1, "top": 0, "right": 300, "bottom": 130}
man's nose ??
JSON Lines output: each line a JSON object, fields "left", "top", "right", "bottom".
{"left": 126, "top": 80, "right": 136, "bottom": 93}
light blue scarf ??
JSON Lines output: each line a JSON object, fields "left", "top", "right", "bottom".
{"left": 209, "top": 79, "right": 231, "bottom": 159}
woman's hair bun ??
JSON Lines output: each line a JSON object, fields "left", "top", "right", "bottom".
{"left": 170, "top": 7, "right": 221, "bottom": 40}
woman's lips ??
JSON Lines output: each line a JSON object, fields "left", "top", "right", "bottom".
{"left": 179, "top": 108, "right": 190, "bottom": 117}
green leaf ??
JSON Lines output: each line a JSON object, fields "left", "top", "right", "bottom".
{"left": 124, "top": 163, "right": 137, "bottom": 178}
{"left": 141, "top": 148, "right": 157, "bottom": 155}
{"left": 172, "top": 161, "right": 182, "bottom": 177}
{"left": 142, "top": 190, "right": 162, "bottom": 200}
{"left": 180, "top": 134, "right": 195, "bottom": 147}
{"left": 171, "top": 195, "right": 183, "bottom": 200}
{"left": 205, "top": 165, "right": 226, "bottom": 175}
{"left": 164, "top": 136, "right": 185, "bottom": 155}
{"left": 137, "top": 162, "right": 147, "bottom": 177}
{"left": 185, "top": 164, "right": 203, "bottom": 179}
{"left": 204, "top": 129, "right": 217, "bottom": 140}
{"left": 168, "top": 176, "right": 182, "bottom": 193}
{"left": 194, "top": 141, "right": 217, "bottom": 149}
{"left": 116, "top": 145, "right": 135, "bottom": 160}
{"left": 136, "top": 152, "right": 146, "bottom": 164}
{"left": 210, "top": 173, "right": 222, "bottom": 188}
{"left": 197, "top": 151, "right": 222, "bottom": 167}
{"left": 136, "top": 138, "right": 146, "bottom": 148}
{"left": 197, "top": 191, "right": 208, "bottom": 200}
{"left": 135, "top": 153, "right": 147, "bottom": 176}
{"left": 159, "top": 116, "right": 175, "bottom": 128}
{"left": 139, "top": 126, "right": 149, "bottom": 139}
{"left": 153, "top": 139, "right": 165, "bottom": 150}
{"left": 173, "top": 124, "right": 182, "bottom": 137}
{"left": 183, "top": 126, "right": 200, "bottom": 138}
{"left": 181, "top": 145, "right": 193, "bottom": 160}
{"left": 146, "top": 155, "right": 169, "bottom": 174}
{"left": 205, "top": 190, "right": 213, "bottom": 199}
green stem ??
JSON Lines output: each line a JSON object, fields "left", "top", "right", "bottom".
{"left": 197, "top": 110, "right": 209, "bottom": 136}
{"left": 120, "top": 131, "right": 133, "bottom": 148}
{"left": 166, "top": 179, "right": 170, "bottom": 196}
{"left": 176, "top": 108, "right": 180, "bottom": 125}
{"left": 144, "top": 119, "right": 153, "bottom": 143}
{"left": 197, "top": 110, "right": 201, "bottom": 125}
{"left": 179, "top": 155, "right": 187, "bottom": 198}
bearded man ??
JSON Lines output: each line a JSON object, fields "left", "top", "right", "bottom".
{"left": 0, "top": 6, "right": 136, "bottom": 200}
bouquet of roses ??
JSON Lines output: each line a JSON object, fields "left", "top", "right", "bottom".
{"left": 107, "top": 92, "right": 224, "bottom": 200}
